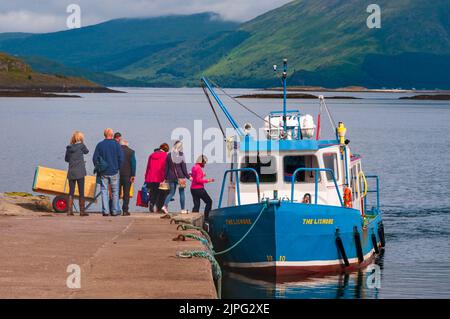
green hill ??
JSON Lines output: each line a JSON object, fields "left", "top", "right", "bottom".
{"left": 0, "top": 52, "right": 106, "bottom": 91}
{"left": 22, "top": 56, "right": 148, "bottom": 87}
{"left": 1, "top": 2, "right": 449, "bottom": 89}
{"left": 202, "top": 0, "right": 450, "bottom": 88}
{"left": 116, "top": 0, "right": 450, "bottom": 88}
{"left": 0, "top": 13, "right": 238, "bottom": 73}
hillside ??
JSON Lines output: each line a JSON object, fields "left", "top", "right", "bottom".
{"left": 204, "top": 0, "right": 450, "bottom": 88}
{"left": 0, "top": 2, "right": 449, "bottom": 89}
{"left": 0, "top": 52, "right": 109, "bottom": 92}
{"left": 117, "top": 0, "right": 450, "bottom": 88}
{"left": 0, "top": 13, "right": 238, "bottom": 73}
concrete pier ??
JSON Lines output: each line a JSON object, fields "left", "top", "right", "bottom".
{"left": 0, "top": 211, "right": 216, "bottom": 299}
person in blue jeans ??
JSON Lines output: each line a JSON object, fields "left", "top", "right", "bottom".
{"left": 93, "top": 128, "right": 124, "bottom": 216}
{"left": 162, "top": 141, "right": 190, "bottom": 214}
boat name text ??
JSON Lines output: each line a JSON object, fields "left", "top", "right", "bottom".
{"left": 226, "top": 219, "right": 252, "bottom": 225}
{"left": 303, "top": 218, "right": 334, "bottom": 225}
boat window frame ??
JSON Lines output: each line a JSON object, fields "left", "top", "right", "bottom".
{"left": 239, "top": 154, "right": 278, "bottom": 184}
{"left": 322, "top": 152, "right": 340, "bottom": 182}
{"left": 282, "top": 154, "right": 321, "bottom": 184}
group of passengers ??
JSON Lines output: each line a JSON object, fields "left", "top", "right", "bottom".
{"left": 64, "top": 129, "right": 214, "bottom": 221}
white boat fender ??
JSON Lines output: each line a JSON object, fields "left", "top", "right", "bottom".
{"left": 300, "top": 114, "right": 316, "bottom": 139}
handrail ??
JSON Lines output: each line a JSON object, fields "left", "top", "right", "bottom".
{"left": 364, "top": 175, "right": 380, "bottom": 212}
{"left": 358, "top": 171, "right": 368, "bottom": 199}
{"left": 291, "top": 168, "right": 344, "bottom": 207}
{"left": 218, "top": 168, "right": 261, "bottom": 209}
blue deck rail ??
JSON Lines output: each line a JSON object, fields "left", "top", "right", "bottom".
{"left": 291, "top": 168, "right": 344, "bottom": 207}
{"left": 218, "top": 168, "right": 261, "bottom": 209}
{"left": 364, "top": 175, "right": 380, "bottom": 213}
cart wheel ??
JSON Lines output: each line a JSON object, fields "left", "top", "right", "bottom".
{"left": 52, "top": 195, "right": 68, "bottom": 213}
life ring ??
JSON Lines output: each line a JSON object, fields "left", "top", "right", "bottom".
{"left": 344, "top": 187, "right": 353, "bottom": 208}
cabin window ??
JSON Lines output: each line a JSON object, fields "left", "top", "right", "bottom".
{"left": 240, "top": 156, "right": 277, "bottom": 183}
{"left": 283, "top": 155, "right": 319, "bottom": 183}
{"left": 323, "top": 153, "right": 339, "bottom": 182}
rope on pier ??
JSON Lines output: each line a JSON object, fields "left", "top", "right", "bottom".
{"left": 184, "top": 233, "right": 213, "bottom": 250}
{"left": 175, "top": 202, "right": 269, "bottom": 299}
{"left": 176, "top": 250, "right": 222, "bottom": 299}
{"left": 177, "top": 224, "right": 213, "bottom": 247}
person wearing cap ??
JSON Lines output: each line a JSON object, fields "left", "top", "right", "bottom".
{"left": 190, "top": 155, "right": 214, "bottom": 222}
{"left": 119, "top": 139, "right": 136, "bottom": 216}
{"left": 93, "top": 128, "right": 124, "bottom": 216}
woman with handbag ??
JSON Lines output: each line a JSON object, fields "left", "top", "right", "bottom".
{"left": 162, "top": 141, "right": 190, "bottom": 214}
{"left": 144, "top": 143, "right": 170, "bottom": 213}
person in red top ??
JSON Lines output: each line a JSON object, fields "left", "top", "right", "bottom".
{"left": 145, "top": 143, "right": 169, "bottom": 212}
{"left": 191, "top": 155, "right": 214, "bottom": 222}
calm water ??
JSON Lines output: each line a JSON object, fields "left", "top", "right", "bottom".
{"left": 1, "top": 88, "right": 450, "bottom": 298}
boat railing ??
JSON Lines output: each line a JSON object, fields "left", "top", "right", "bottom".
{"left": 291, "top": 168, "right": 344, "bottom": 207}
{"left": 218, "top": 168, "right": 261, "bottom": 209}
{"left": 364, "top": 175, "right": 380, "bottom": 214}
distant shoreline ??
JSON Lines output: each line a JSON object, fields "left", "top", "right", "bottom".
{"left": 0, "top": 91, "right": 80, "bottom": 98}
{"left": 236, "top": 93, "right": 361, "bottom": 99}
{"left": 399, "top": 94, "right": 450, "bottom": 101}
{"left": 0, "top": 87, "right": 123, "bottom": 98}
{"left": 265, "top": 86, "right": 450, "bottom": 94}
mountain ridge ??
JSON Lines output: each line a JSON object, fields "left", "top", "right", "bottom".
{"left": 0, "top": 1, "right": 449, "bottom": 89}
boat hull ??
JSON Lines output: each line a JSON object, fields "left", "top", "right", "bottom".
{"left": 209, "top": 201, "right": 383, "bottom": 277}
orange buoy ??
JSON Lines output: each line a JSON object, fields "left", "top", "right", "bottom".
{"left": 344, "top": 187, "right": 353, "bottom": 208}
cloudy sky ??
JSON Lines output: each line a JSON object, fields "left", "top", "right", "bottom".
{"left": 0, "top": 0, "right": 292, "bottom": 33}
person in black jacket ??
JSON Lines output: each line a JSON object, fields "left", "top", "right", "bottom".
{"left": 65, "top": 131, "right": 89, "bottom": 216}
{"left": 119, "top": 139, "right": 136, "bottom": 216}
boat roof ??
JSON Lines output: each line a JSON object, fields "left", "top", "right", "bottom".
{"left": 240, "top": 136, "right": 339, "bottom": 152}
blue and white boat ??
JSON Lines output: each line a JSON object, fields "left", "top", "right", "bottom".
{"left": 201, "top": 59, "right": 385, "bottom": 277}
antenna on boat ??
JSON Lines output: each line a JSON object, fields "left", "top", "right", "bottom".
{"left": 273, "top": 58, "right": 289, "bottom": 138}
{"left": 282, "top": 58, "right": 288, "bottom": 136}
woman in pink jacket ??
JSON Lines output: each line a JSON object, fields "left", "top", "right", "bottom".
{"left": 191, "top": 155, "right": 214, "bottom": 221}
{"left": 145, "top": 143, "right": 169, "bottom": 212}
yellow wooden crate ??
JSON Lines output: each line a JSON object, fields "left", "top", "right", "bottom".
{"left": 32, "top": 166, "right": 133, "bottom": 200}
{"left": 33, "top": 166, "right": 97, "bottom": 200}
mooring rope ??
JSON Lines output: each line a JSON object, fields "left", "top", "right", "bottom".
{"left": 176, "top": 250, "right": 222, "bottom": 299}
{"left": 213, "top": 202, "right": 267, "bottom": 256}
{"left": 175, "top": 202, "right": 269, "bottom": 299}
{"left": 184, "top": 233, "right": 213, "bottom": 250}
{"left": 177, "top": 224, "right": 213, "bottom": 247}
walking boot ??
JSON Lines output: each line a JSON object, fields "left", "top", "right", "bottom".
{"left": 67, "top": 196, "right": 74, "bottom": 216}
{"left": 79, "top": 198, "right": 89, "bottom": 216}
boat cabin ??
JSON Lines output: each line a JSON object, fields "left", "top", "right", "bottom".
{"left": 225, "top": 111, "right": 368, "bottom": 215}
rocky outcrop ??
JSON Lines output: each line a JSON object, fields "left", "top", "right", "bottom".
{"left": 0, "top": 54, "right": 31, "bottom": 73}
{"left": 0, "top": 193, "right": 53, "bottom": 216}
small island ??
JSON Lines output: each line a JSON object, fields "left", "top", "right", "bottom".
{"left": 236, "top": 93, "right": 361, "bottom": 99}
{"left": 0, "top": 52, "right": 120, "bottom": 97}
{"left": 399, "top": 95, "right": 450, "bottom": 101}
